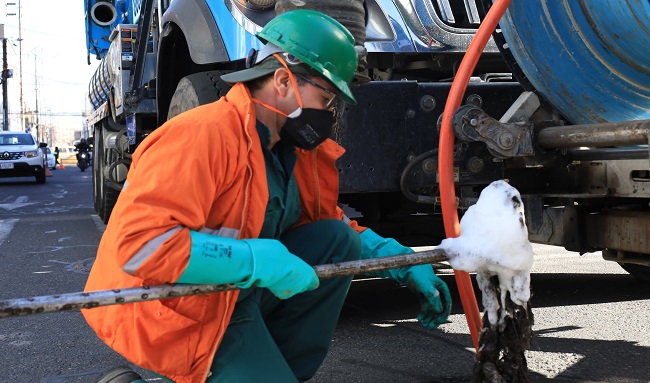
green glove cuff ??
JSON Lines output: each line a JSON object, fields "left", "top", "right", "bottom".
{"left": 401, "top": 263, "right": 438, "bottom": 284}
{"left": 177, "top": 230, "right": 254, "bottom": 286}
{"left": 359, "top": 228, "right": 414, "bottom": 282}
{"left": 360, "top": 230, "right": 451, "bottom": 329}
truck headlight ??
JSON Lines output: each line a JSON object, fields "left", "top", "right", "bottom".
{"left": 24, "top": 150, "right": 39, "bottom": 158}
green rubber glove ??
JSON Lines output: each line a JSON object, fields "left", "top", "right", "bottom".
{"left": 360, "top": 229, "right": 452, "bottom": 329}
{"left": 177, "top": 231, "right": 319, "bottom": 299}
{"left": 401, "top": 263, "right": 452, "bottom": 329}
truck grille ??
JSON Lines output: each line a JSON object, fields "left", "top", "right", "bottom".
{"left": 431, "top": 0, "right": 483, "bottom": 29}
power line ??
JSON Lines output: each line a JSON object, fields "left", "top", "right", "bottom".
{"left": 15, "top": 71, "right": 88, "bottom": 87}
{"left": 7, "top": 111, "right": 88, "bottom": 117}
{"left": 1, "top": 21, "right": 87, "bottom": 42}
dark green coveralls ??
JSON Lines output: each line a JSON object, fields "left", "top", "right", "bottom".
{"left": 152, "top": 122, "right": 361, "bottom": 383}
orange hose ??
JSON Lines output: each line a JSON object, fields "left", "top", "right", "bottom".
{"left": 438, "top": 0, "right": 513, "bottom": 351}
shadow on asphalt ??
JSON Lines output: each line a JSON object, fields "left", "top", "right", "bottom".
{"left": 345, "top": 272, "right": 650, "bottom": 316}
{"left": 335, "top": 274, "right": 650, "bottom": 383}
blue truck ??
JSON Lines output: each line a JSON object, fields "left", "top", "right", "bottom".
{"left": 84, "top": 0, "right": 650, "bottom": 280}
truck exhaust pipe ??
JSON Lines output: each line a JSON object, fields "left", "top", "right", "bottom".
{"left": 90, "top": 1, "right": 117, "bottom": 27}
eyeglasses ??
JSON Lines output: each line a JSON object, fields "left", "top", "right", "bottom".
{"left": 293, "top": 73, "right": 339, "bottom": 109}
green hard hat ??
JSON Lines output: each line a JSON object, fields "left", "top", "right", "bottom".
{"left": 256, "top": 9, "right": 358, "bottom": 105}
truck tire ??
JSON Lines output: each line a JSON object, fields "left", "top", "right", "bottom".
{"left": 35, "top": 167, "right": 46, "bottom": 184}
{"left": 619, "top": 262, "right": 650, "bottom": 283}
{"left": 93, "top": 123, "right": 120, "bottom": 224}
{"left": 167, "top": 71, "right": 232, "bottom": 120}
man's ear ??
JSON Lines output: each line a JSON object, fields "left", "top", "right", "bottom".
{"left": 273, "top": 68, "right": 292, "bottom": 98}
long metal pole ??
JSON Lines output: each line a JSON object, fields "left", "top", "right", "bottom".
{"left": 34, "top": 53, "right": 38, "bottom": 141}
{"left": 2, "top": 37, "right": 8, "bottom": 130}
{"left": 18, "top": 0, "right": 23, "bottom": 131}
{"left": 0, "top": 249, "right": 450, "bottom": 318}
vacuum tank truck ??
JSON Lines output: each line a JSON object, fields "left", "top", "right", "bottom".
{"left": 84, "top": 0, "right": 650, "bottom": 280}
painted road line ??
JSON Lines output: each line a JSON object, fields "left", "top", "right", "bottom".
{"left": 0, "top": 218, "right": 18, "bottom": 245}
{"left": 0, "top": 196, "right": 37, "bottom": 211}
{"left": 91, "top": 214, "right": 106, "bottom": 234}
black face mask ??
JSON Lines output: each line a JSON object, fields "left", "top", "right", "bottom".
{"left": 279, "top": 108, "right": 335, "bottom": 150}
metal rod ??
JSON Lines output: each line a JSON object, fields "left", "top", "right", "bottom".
{"left": 18, "top": 0, "right": 23, "bottom": 132}
{"left": 128, "top": 0, "right": 153, "bottom": 92}
{"left": 567, "top": 147, "right": 650, "bottom": 161}
{"left": 537, "top": 119, "right": 650, "bottom": 149}
{"left": 0, "top": 249, "right": 450, "bottom": 319}
{"left": 2, "top": 36, "right": 8, "bottom": 130}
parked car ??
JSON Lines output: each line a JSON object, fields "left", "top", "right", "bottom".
{"left": 57, "top": 146, "right": 77, "bottom": 163}
{"left": 41, "top": 147, "right": 56, "bottom": 170}
{"left": 0, "top": 131, "right": 47, "bottom": 183}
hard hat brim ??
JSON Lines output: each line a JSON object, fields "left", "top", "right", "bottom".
{"left": 222, "top": 56, "right": 357, "bottom": 105}
{"left": 220, "top": 58, "right": 284, "bottom": 84}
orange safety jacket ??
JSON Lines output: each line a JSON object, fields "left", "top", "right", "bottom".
{"left": 82, "top": 82, "right": 365, "bottom": 383}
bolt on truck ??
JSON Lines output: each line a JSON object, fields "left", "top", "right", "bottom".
{"left": 84, "top": 0, "right": 650, "bottom": 280}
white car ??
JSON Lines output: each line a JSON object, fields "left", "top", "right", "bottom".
{"left": 57, "top": 146, "right": 76, "bottom": 163}
{"left": 41, "top": 146, "right": 56, "bottom": 170}
{"left": 0, "top": 131, "right": 47, "bottom": 183}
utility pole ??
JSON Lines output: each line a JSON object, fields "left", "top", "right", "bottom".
{"left": 18, "top": 0, "right": 23, "bottom": 132}
{"left": 34, "top": 53, "right": 38, "bottom": 142}
{"left": 1, "top": 24, "right": 8, "bottom": 131}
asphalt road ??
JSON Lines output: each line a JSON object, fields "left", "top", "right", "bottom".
{"left": 1, "top": 168, "right": 649, "bottom": 383}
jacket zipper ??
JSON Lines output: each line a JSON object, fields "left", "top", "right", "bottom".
{"left": 240, "top": 111, "right": 254, "bottom": 236}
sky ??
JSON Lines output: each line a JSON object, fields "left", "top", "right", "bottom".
{"left": 0, "top": 0, "right": 99, "bottom": 132}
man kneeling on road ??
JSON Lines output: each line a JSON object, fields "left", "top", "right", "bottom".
{"left": 83, "top": 10, "right": 451, "bottom": 383}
